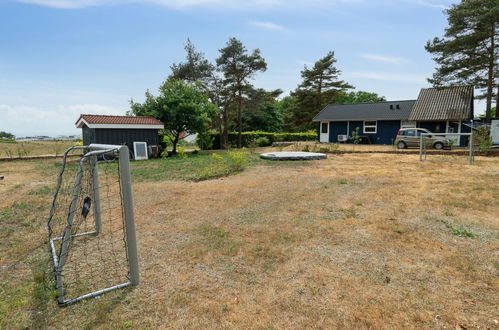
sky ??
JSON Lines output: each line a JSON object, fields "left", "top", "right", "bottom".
{"left": 0, "top": 0, "right": 470, "bottom": 137}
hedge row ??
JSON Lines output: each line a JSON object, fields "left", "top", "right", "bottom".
{"left": 203, "top": 131, "right": 318, "bottom": 149}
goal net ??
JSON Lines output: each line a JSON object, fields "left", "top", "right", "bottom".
{"left": 47, "top": 144, "right": 139, "bottom": 306}
{"left": 419, "top": 132, "right": 475, "bottom": 165}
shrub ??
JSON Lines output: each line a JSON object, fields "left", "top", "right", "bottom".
{"left": 225, "top": 151, "right": 247, "bottom": 172}
{"left": 475, "top": 127, "right": 492, "bottom": 152}
{"left": 196, "top": 131, "right": 215, "bottom": 150}
{"left": 196, "top": 151, "right": 247, "bottom": 180}
{"left": 255, "top": 136, "right": 270, "bottom": 147}
{"left": 178, "top": 147, "right": 187, "bottom": 159}
{"left": 201, "top": 131, "right": 317, "bottom": 149}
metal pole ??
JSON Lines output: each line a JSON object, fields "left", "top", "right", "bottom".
{"left": 90, "top": 155, "right": 102, "bottom": 233}
{"left": 118, "top": 146, "right": 140, "bottom": 285}
{"left": 419, "top": 134, "right": 423, "bottom": 161}
{"left": 469, "top": 131, "right": 474, "bottom": 165}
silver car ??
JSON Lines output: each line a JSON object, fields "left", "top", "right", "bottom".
{"left": 395, "top": 128, "right": 450, "bottom": 150}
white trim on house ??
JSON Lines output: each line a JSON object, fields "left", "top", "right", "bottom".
{"left": 401, "top": 121, "right": 416, "bottom": 128}
{"left": 319, "top": 121, "right": 329, "bottom": 143}
{"left": 76, "top": 118, "right": 163, "bottom": 130}
{"left": 363, "top": 120, "right": 377, "bottom": 134}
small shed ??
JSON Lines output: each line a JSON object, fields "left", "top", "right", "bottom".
{"left": 75, "top": 114, "right": 164, "bottom": 159}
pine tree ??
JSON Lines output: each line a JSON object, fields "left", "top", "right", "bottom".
{"left": 167, "top": 39, "right": 214, "bottom": 87}
{"left": 425, "top": 0, "right": 498, "bottom": 121}
{"left": 216, "top": 38, "right": 267, "bottom": 148}
{"left": 291, "top": 51, "right": 353, "bottom": 130}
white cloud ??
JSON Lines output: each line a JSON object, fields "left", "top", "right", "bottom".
{"left": 347, "top": 71, "right": 427, "bottom": 84}
{"left": 358, "top": 53, "right": 411, "bottom": 65}
{"left": 249, "top": 20, "right": 285, "bottom": 31}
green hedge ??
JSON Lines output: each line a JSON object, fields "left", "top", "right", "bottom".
{"left": 203, "top": 131, "right": 317, "bottom": 149}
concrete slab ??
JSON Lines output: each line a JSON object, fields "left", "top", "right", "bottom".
{"left": 259, "top": 151, "right": 327, "bottom": 161}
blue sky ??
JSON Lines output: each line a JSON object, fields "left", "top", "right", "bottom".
{"left": 0, "top": 0, "right": 466, "bottom": 137}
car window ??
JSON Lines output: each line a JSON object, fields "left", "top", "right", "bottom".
{"left": 406, "top": 129, "right": 415, "bottom": 136}
{"left": 417, "top": 129, "right": 431, "bottom": 136}
{"left": 398, "top": 130, "right": 406, "bottom": 136}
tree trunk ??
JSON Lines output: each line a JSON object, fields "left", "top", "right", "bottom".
{"left": 237, "top": 89, "right": 242, "bottom": 148}
{"left": 222, "top": 107, "right": 229, "bottom": 149}
{"left": 172, "top": 134, "right": 179, "bottom": 155}
{"left": 485, "top": 29, "right": 495, "bottom": 123}
{"left": 218, "top": 110, "right": 224, "bottom": 149}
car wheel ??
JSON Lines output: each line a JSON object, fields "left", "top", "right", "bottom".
{"left": 397, "top": 141, "right": 406, "bottom": 149}
{"left": 434, "top": 142, "right": 444, "bottom": 150}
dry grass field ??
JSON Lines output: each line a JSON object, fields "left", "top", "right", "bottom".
{"left": 0, "top": 150, "right": 498, "bottom": 329}
{"left": 0, "top": 141, "right": 77, "bottom": 158}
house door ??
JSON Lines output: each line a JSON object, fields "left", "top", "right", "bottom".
{"left": 320, "top": 122, "right": 329, "bottom": 143}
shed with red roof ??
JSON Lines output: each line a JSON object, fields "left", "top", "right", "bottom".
{"left": 75, "top": 114, "right": 164, "bottom": 159}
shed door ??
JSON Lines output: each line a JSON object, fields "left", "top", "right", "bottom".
{"left": 320, "top": 122, "right": 329, "bottom": 143}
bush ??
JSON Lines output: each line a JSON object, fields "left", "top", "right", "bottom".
{"left": 196, "top": 151, "right": 248, "bottom": 180}
{"left": 196, "top": 131, "right": 215, "bottom": 150}
{"left": 177, "top": 147, "right": 187, "bottom": 159}
{"left": 255, "top": 136, "right": 270, "bottom": 147}
{"left": 475, "top": 127, "right": 492, "bottom": 152}
{"left": 201, "top": 131, "right": 317, "bottom": 149}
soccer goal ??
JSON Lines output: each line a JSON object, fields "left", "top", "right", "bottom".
{"left": 47, "top": 144, "right": 139, "bottom": 306}
{"left": 419, "top": 132, "right": 474, "bottom": 165}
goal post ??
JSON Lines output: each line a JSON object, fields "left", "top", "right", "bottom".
{"left": 47, "top": 144, "right": 139, "bottom": 306}
{"left": 419, "top": 132, "right": 474, "bottom": 165}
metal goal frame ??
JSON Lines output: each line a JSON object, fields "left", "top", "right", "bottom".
{"left": 47, "top": 144, "right": 139, "bottom": 306}
{"left": 419, "top": 132, "right": 474, "bottom": 165}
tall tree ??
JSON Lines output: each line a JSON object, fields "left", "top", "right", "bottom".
{"left": 166, "top": 39, "right": 228, "bottom": 148}
{"left": 216, "top": 38, "right": 267, "bottom": 148}
{"left": 425, "top": 0, "right": 498, "bottom": 121}
{"left": 290, "top": 51, "right": 353, "bottom": 131}
{"left": 167, "top": 39, "right": 214, "bottom": 87}
{"left": 129, "top": 80, "right": 218, "bottom": 154}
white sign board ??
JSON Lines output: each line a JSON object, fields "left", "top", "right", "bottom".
{"left": 133, "top": 142, "right": 148, "bottom": 160}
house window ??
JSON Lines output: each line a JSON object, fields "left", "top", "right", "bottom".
{"left": 363, "top": 121, "right": 377, "bottom": 134}
{"left": 321, "top": 122, "right": 328, "bottom": 134}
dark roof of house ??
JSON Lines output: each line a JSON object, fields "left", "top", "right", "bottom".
{"left": 409, "top": 85, "right": 473, "bottom": 121}
{"left": 75, "top": 114, "right": 163, "bottom": 126}
{"left": 312, "top": 100, "right": 415, "bottom": 122}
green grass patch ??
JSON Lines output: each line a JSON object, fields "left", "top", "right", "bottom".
{"left": 441, "top": 220, "right": 479, "bottom": 238}
{"left": 198, "top": 223, "right": 239, "bottom": 256}
{"left": 28, "top": 186, "right": 52, "bottom": 196}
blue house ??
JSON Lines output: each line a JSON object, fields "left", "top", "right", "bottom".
{"left": 313, "top": 86, "right": 474, "bottom": 146}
